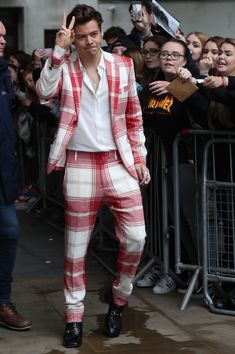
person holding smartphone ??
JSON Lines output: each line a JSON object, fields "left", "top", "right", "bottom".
{"left": 127, "top": 0, "right": 154, "bottom": 48}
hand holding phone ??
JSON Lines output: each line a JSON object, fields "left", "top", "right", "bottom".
{"left": 130, "top": 1, "right": 142, "bottom": 22}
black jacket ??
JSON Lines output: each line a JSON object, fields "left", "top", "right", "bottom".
{"left": 139, "top": 82, "right": 208, "bottom": 162}
{"left": 0, "top": 58, "right": 20, "bottom": 204}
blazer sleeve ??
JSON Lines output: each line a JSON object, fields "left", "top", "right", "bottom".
{"left": 125, "top": 59, "right": 147, "bottom": 164}
{"left": 36, "top": 45, "right": 65, "bottom": 99}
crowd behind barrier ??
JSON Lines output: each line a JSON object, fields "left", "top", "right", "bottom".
{"left": 16, "top": 114, "right": 235, "bottom": 315}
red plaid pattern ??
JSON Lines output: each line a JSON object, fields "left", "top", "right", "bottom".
{"left": 63, "top": 151, "right": 146, "bottom": 322}
{"left": 36, "top": 49, "right": 147, "bottom": 178}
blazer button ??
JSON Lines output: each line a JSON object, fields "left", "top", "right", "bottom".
{"left": 73, "top": 120, "right": 78, "bottom": 126}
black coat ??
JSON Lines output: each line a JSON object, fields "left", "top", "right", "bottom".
{"left": 0, "top": 58, "right": 20, "bottom": 204}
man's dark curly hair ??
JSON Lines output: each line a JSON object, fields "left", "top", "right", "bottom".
{"left": 66, "top": 4, "right": 103, "bottom": 30}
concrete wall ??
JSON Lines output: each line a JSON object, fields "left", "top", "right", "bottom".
{"left": 153, "top": 1, "right": 235, "bottom": 37}
{"left": 0, "top": 0, "right": 234, "bottom": 54}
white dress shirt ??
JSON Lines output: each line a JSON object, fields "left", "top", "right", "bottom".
{"left": 67, "top": 53, "right": 117, "bottom": 152}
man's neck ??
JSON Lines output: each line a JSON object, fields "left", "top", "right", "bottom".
{"left": 80, "top": 50, "right": 102, "bottom": 70}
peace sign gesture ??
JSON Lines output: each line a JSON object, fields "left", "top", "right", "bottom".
{"left": 55, "top": 13, "right": 75, "bottom": 50}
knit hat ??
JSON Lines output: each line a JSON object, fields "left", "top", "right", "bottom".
{"left": 111, "top": 36, "right": 139, "bottom": 52}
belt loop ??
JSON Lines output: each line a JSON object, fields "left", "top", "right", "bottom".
{"left": 75, "top": 151, "right": 77, "bottom": 161}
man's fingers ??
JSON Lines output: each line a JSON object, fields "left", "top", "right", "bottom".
{"left": 62, "top": 13, "right": 67, "bottom": 27}
{"left": 68, "top": 16, "right": 75, "bottom": 30}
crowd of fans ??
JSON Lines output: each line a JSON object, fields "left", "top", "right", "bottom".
{"left": 4, "top": 0, "right": 235, "bottom": 310}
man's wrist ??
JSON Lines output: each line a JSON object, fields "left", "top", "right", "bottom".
{"left": 49, "top": 45, "right": 66, "bottom": 70}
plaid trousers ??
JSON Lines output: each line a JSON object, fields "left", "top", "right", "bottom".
{"left": 63, "top": 150, "right": 146, "bottom": 322}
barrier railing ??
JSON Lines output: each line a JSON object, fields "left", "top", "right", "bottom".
{"left": 202, "top": 136, "right": 235, "bottom": 315}
{"left": 173, "top": 130, "right": 235, "bottom": 313}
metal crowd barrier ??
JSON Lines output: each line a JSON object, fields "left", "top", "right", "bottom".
{"left": 173, "top": 129, "right": 205, "bottom": 310}
{"left": 201, "top": 135, "right": 235, "bottom": 315}
{"left": 17, "top": 118, "right": 45, "bottom": 212}
{"left": 173, "top": 130, "right": 235, "bottom": 313}
{"left": 135, "top": 132, "right": 164, "bottom": 281}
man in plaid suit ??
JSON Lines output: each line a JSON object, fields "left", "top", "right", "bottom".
{"left": 36, "top": 4, "right": 150, "bottom": 348}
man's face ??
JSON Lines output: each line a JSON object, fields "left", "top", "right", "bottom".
{"left": 73, "top": 19, "right": 102, "bottom": 59}
{"left": 0, "top": 22, "right": 6, "bottom": 58}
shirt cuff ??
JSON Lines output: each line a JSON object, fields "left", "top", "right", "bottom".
{"left": 53, "top": 45, "right": 67, "bottom": 59}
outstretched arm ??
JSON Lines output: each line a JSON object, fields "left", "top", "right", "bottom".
{"left": 36, "top": 13, "right": 75, "bottom": 99}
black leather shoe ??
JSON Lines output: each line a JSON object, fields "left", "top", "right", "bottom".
{"left": 63, "top": 322, "right": 82, "bottom": 348}
{"left": 105, "top": 302, "right": 125, "bottom": 338}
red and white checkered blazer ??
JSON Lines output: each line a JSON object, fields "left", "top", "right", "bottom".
{"left": 36, "top": 49, "right": 147, "bottom": 179}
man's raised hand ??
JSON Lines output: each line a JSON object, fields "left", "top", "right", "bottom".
{"left": 55, "top": 13, "right": 75, "bottom": 50}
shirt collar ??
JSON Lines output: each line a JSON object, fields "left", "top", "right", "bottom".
{"left": 78, "top": 50, "right": 106, "bottom": 72}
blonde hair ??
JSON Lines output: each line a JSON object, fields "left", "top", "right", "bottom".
{"left": 186, "top": 32, "right": 208, "bottom": 47}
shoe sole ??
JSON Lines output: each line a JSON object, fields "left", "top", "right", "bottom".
{"left": 153, "top": 287, "right": 176, "bottom": 294}
{"left": 63, "top": 341, "right": 82, "bottom": 348}
{"left": 136, "top": 284, "right": 155, "bottom": 288}
{"left": 0, "top": 321, "right": 32, "bottom": 331}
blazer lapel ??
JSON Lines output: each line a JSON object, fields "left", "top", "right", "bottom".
{"left": 105, "top": 55, "right": 120, "bottom": 118}
{"left": 68, "top": 57, "right": 83, "bottom": 112}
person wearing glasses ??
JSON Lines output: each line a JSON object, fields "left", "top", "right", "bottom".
{"left": 140, "top": 38, "right": 208, "bottom": 134}
{"left": 140, "top": 36, "right": 166, "bottom": 85}
{"left": 138, "top": 38, "right": 208, "bottom": 295}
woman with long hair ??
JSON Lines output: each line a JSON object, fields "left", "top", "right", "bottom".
{"left": 186, "top": 31, "right": 208, "bottom": 64}
{"left": 199, "top": 36, "right": 224, "bottom": 76}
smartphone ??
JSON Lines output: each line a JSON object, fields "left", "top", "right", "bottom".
{"left": 131, "top": 1, "right": 142, "bottom": 22}
{"left": 196, "top": 79, "right": 204, "bottom": 84}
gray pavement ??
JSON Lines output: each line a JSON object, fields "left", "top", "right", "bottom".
{"left": 0, "top": 211, "right": 235, "bottom": 354}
